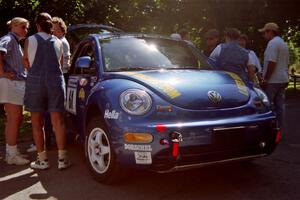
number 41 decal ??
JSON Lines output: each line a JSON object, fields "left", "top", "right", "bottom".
{"left": 66, "top": 87, "right": 77, "bottom": 114}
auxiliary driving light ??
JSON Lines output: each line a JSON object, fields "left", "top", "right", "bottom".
{"left": 275, "top": 130, "right": 281, "bottom": 143}
{"left": 123, "top": 133, "right": 153, "bottom": 143}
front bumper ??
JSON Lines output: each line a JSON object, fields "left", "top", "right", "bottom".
{"left": 112, "top": 113, "right": 279, "bottom": 172}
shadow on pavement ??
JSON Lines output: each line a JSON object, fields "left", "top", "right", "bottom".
{"left": 0, "top": 142, "right": 272, "bottom": 200}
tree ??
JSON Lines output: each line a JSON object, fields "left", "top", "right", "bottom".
{"left": 1, "top": 0, "right": 300, "bottom": 65}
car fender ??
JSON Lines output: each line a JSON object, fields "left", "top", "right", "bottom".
{"left": 84, "top": 78, "right": 155, "bottom": 138}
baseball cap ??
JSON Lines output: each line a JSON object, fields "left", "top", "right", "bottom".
{"left": 258, "top": 22, "right": 279, "bottom": 32}
{"left": 170, "top": 33, "right": 182, "bottom": 40}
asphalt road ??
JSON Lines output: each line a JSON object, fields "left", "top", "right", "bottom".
{"left": 0, "top": 96, "right": 300, "bottom": 200}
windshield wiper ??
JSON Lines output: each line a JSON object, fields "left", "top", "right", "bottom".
{"left": 165, "top": 66, "right": 199, "bottom": 70}
{"left": 108, "top": 66, "right": 157, "bottom": 72}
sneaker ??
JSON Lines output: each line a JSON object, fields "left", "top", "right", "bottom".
{"left": 27, "top": 144, "right": 37, "bottom": 153}
{"left": 58, "top": 158, "right": 71, "bottom": 170}
{"left": 30, "top": 158, "right": 50, "bottom": 170}
{"left": 6, "top": 154, "right": 30, "bottom": 165}
{"left": 17, "top": 149, "right": 28, "bottom": 158}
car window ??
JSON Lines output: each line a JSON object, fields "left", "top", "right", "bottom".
{"left": 100, "top": 37, "right": 212, "bottom": 72}
{"left": 66, "top": 24, "right": 123, "bottom": 52}
{"left": 74, "top": 43, "right": 97, "bottom": 75}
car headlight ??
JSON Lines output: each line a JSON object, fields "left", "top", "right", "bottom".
{"left": 254, "top": 87, "right": 270, "bottom": 107}
{"left": 120, "top": 89, "right": 152, "bottom": 115}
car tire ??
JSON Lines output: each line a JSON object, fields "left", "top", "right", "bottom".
{"left": 85, "top": 116, "right": 125, "bottom": 184}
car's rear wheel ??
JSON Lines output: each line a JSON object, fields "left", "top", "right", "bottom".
{"left": 85, "top": 117, "right": 124, "bottom": 184}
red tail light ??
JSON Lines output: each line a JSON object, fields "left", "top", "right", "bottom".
{"left": 172, "top": 142, "right": 179, "bottom": 157}
{"left": 275, "top": 130, "right": 281, "bottom": 143}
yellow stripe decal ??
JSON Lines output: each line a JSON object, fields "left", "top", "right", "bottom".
{"left": 130, "top": 73, "right": 181, "bottom": 99}
{"left": 226, "top": 72, "right": 249, "bottom": 96}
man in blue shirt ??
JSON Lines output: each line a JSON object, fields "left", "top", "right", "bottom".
{"left": 209, "top": 28, "right": 256, "bottom": 83}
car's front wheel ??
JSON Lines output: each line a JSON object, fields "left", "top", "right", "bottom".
{"left": 85, "top": 117, "right": 124, "bottom": 184}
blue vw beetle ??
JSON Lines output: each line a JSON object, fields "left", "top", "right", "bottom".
{"left": 65, "top": 29, "right": 280, "bottom": 183}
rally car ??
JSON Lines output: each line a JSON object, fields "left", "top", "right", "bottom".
{"left": 65, "top": 28, "right": 280, "bottom": 184}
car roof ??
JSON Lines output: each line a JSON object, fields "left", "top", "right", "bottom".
{"left": 68, "top": 24, "right": 124, "bottom": 33}
{"left": 89, "top": 32, "right": 182, "bottom": 42}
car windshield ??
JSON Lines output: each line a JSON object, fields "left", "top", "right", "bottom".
{"left": 100, "top": 37, "right": 212, "bottom": 72}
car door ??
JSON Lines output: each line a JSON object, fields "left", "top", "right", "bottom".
{"left": 66, "top": 40, "right": 99, "bottom": 137}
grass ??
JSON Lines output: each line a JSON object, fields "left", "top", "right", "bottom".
{"left": 286, "top": 81, "right": 300, "bottom": 98}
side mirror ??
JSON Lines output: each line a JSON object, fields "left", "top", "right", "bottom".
{"left": 75, "top": 56, "right": 91, "bottom": 68}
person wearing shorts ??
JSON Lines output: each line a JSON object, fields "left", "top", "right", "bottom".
{"left": 40, "top": 16, "right": 71, "bottom": 149}
{"left": 23, "top": 13, "right": 70, "bottom": 170}
{"left": 0, "top": 17, "right": 30, "bottom": 165}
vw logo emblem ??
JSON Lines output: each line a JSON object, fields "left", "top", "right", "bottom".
{"left": 207, "top": 90, "right": 222, "bottom": 103}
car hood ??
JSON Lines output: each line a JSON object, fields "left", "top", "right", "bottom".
{"left": 108, "top": 70, "right": 251, "bottom": 110}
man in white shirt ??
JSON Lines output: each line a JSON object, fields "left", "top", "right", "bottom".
{"left": 259, "top": 22, "right": 289, "bottom": 135}
{"left": 238, "top": 34, "right": 262, "bottom": 86}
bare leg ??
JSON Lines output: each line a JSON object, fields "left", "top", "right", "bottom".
{"left": 31, "top": 112, "right": 45, "bottom": 153}
{"left": 50, "top": 112, "right": 66, "bottom": 150}
{"left": 4, "top": 103, "right": 23, "bottom": 146}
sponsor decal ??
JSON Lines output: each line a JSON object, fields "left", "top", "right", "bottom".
{"left": 90, "top": 76, "right": 97, "bottom": 87}
{"left": 66, "top": 87, "right": 77, "bottom": 114}
{"left": 130, "top": 73, "right": 181, "bottom": 99}
{"left": 227, "top": 72, "right": 249, "bottom": 96}
{"left": 156, "top": 105, "right": 173, "bottom": 112}
{"left": 104, "top": 109, "right": 120, "bottom": 119}
{"left": 79, "top": 78, "right": 88, "bottom": 87}
{"left": 78, "top": 88, "right": 85, "bottom": 101}
{"left": 156, "top": 105, "right": 176, "bottom": 116}
{"left": 68, "top": 77, "right": 78, "bottom": 88}
{"left": 134, "top": 152, "right": 152, "bottom": 164}
{"left": 124, "top": 144, "right": 153, "bottom": 151}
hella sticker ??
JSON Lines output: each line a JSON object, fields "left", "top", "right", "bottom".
{"left": 104, "top": 109, "right": 120, "bottom": 119}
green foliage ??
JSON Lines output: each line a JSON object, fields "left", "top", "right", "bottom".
{"left": 0, "top": 111, "right": 32, "bottom": 143}
{"left": 283, "top": 25, "right": 300, "bottom": 69}
{"left": 0, "top": 0, "right": 300, "bottom": 64}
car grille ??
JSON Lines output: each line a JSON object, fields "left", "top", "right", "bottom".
{"left": 152, "top": 122, "right": 276, "bottom": 171}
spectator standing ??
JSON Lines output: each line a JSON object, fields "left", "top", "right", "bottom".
{"left": 238, "top": 34, "right": 263, "bottom": 85}
{"left": 203, "top": 29, "right": 220, "bottom": 57}
{"left": 23, "top": 13, "right": 70, "bottom": 170}
{"left": 40, "top": 17, "right": 71, "bottom": 148}
{"left": 179, "top": 29, "right": 194, "bottom": 46}
{"left": 209, "top": 28, "right": 256, "bottom": 83}
{"left": 0, "top": 17, "right": 30, "bottom": 165}
{"left": 259, "top": 22, "right": 289, "bottom": 133}
{"left": 52, "top": 17, "right": 71, "bottom": 82}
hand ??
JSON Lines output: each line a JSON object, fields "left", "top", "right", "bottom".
{"left": 260, "top": 79, "right": 267, "bottom": 90}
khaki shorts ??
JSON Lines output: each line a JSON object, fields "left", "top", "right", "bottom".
{"left": 0, "top": 78, "right": 25, "bottom": 105}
